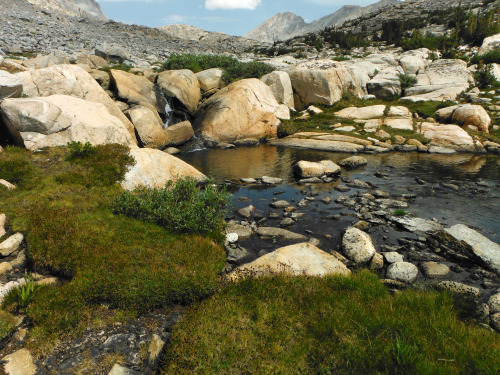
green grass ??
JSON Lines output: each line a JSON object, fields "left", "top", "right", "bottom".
{"left": 162, "top": 54, "right": 275, "bottom": 84}
{"left": 393, "top": 209, "right": 408, "bottom": 217}
{"left": 163, "top": 271, "right": 500, "bottom": 374}
{"left": 0, "top": 145, "right": 226, "bottom": 355}
{"left": 99, "top": 64, "right": 132, "bottom": 72}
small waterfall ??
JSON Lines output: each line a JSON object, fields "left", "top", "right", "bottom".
{"left": 163, "top": 99, "right": 174, "bottom": 129}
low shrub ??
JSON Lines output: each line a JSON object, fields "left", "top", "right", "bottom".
{"left": 393, "top": 209, "right": 408, "bottom": 217}
{"left": 470, "top": 50, "right": 500, "bottom": 65}
{"left": 162, "top": 54, "right": 274, "bottom": 84}
{"left": 398, "top": 73, "right": 417, "bottom": 94}
{"left": 163, "top": 271, "right": 500, "bottom": 374}
{"left": 113, "top": 177, "right": 230, "bottom": 235}
{"left": 473, "top": 64, "right": 500, "bottom": 89}
{"left": 0, "top": 146, "right": 34, "bottom": 187}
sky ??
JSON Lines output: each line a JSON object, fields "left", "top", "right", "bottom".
{"left": 98, "top": 0, "right": 381, "bottom": 36}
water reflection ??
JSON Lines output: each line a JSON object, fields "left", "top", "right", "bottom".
{"left": 179, "top": 145, "right": 500, "bottom": 183}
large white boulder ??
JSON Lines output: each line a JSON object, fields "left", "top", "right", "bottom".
{"left": 399, "top": 55, "right": 426, "bottom": 75}
{"left": 437, "top": 224, "right": 500, "bottom": 276}
{"left": 335, "top": 105, "right": 385, "bottom": 120}
{"left": 0, "top": 95, "right": 135, "bottom": 150}
{"left": 126, "top": 105, "right": 167, "bottom": 149}
{"left": 436, "top": 104, "right": 491, "bottom": 133}
{"left": 110, "top": 69, "right": 161, "bottom": 112}
{"left": 194, "top": 78, "right": 282, "bottom": 144}
{"left": 121, "top": 148, "right": 206, "bottom": 190}
{"left": 342, "top": 227, "right": 376, "bottom": 264}
{"left": 16, "top": 65, "right": 137, "bottom": 143}
{"left": 195, "top": 68, "right": 224, "bottom": 96}
{"left": 228, "top": 242, "right": 351, "bottom": 281}
{"left": 418, "top": 122, "right": 477, "bottom": 152}
{"left": 402, "top": 59, "right": 473, "bottom": 102}
{"left": 479, "top": 33, "right": 500, "bottom": 55}
{"left": 260, "top": 71, "right": 294, "bottom": 109}
{"left": 157, "top": 69, "right": 201, "bottom": 113}
{"left": 164, "top": 120, "right": 194, "bottom": 147}
{"left": 366, "top": 78, "right": 401, "bottom": 99}
{"left": 0, "top": 71, "right": 23, "bottom": 102}
{"left": 288, "top": 60, "right": 366, "bottom": 109}
{"left": 294, "top": 160, "right": 341, "bottom": 179}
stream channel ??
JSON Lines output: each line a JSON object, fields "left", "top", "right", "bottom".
{"left": 179, "top": 144, "right": 500, "bottom": 287}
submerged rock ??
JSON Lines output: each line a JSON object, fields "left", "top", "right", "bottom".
{"left": 227, "top": 242, "right": 351, "bottom": 281}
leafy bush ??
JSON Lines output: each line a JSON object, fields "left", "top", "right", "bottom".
{"left": 398, "top": 73, "right": 417, "bottom": 90}
{"left": 0, "top": 146, "right": 34, "bottom": 187}
{"left": 470, "top": 50, "right": 500, "bottom": 65}
{"left": 113, "top": 177, "right": 231, "bottom": 235}
{"left": 474, "top": 64, "right": 500, "bottom": 89}
{"left": 66, "top": 141, "right": 95, "bottom": 160}
{"left": 163, "top": 271, "right": 500, "bottom": 374}
{"left": 162, "top": 54, "right": 274, "bottom": 84}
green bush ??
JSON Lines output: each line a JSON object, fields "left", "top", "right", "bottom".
{"left": 3, "top": 273, "right": 44, "bottom": 310}
{"left": 398, "top": 73, "right": 417, "bottom": 91}
{"left": 162, "top": 54, "right": 274, "bottom": 84}
{"left": 163, "top": 271, "right": 500, "bottom": 374}
{"left": 470, "top": 50, "right": 500, "bottom": 65}
{"left": 393, "top": 209, "right": 408, "bottom": 217}
{"left": 113, "top": 177, "right": 231, "bottom": 235}
{"left": 66, "top": 141, "right": 95, "bottom": 160}
{"left": 474, "top": 64, "right": 500, "bottom": 89}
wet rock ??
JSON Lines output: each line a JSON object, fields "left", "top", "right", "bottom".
{"left": 338, "top": 156, "right": 367, "bottom": 169}
{"left": 375, "top": 199, "right": 408, "bottom": 209}
{"left": 279, "top": 218, "right": 295, "bottom": 227}
{"left": 335, "top": 185, "right": 350, "bottom": 192}
{"left": 261, "top": 176, "right": 283, "bottom": 185}
{"left": 437, "top": 281, "right": 482, "bottom": 298}
{"left": 294, "top": 160, "right": 341, "bottom": 179}
{"left": 0, "top": 233, "right": 23, "bottom": 257}
{"left": 240, "top": 178, "right": 258, "bottom": 184}
{"left": 346, "top": 179, "right": 371, "bottom": 189}
{"left": 390, "top": 216, "right": 443, "bottom": 233}
{"left": 164, "top": 121, "right": 195, "bottom": 147}
{"left": 420, "top": 262, "right": 450, "bottom": 279}
{"left": 237, "top": 205, "right": 255, "bottom": 219}
{"left": 226, "top": 246, "right": 252, "bottom": 264}
{"left": 270, "top": 200, "right": 290, "bottom": 209}
{"left": 491, "top": 313, "right": 500, "bottom": 332}
{"left": 234, "top": 138, "right": 260, "bottom": 147}
{"left": 342, "top": 227, "right": 376, "bottom": 264}
{"left": 270, "top": 138, "right": 365, "bottom": 153}
{"left": 383, "top": 252, "right": 404, "bottom": 264}
{"left": 320, "top": 197, "right": 331, "bottom": 204}
{"left": 225, "top": 224, "right": 252, "bottom": 240}
{"left": 228, "top": 242, "right": 351, "bottom": 281}
{"left": 436, "top": 224, "right": 500, "bottom": 276}
{"left": 256, "top": 227, "right": 307, "bottom": 241}
{"left": 386, "top": 262, "right": 418, "bottom": 283}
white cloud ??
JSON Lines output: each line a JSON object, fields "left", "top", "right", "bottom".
{"left": 162, "top": 14, "right": 188, "bottom": 23}
{"left": 205, "top": 0, "right": 261, "bottom": 10}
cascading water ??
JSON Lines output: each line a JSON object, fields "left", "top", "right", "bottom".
{"left": 163, "top": 99, "right": 174, "bottom": 129}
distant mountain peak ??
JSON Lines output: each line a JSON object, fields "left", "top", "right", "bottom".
{"left": 245, "top": 0, "right": 399, "bottom": 42}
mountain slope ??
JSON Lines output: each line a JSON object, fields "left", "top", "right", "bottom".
{"left": 245, "top": 0, "right": 398, "bottom": 42}
{"left": 27, "top": 0, "right": 107, "bottom": 19}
